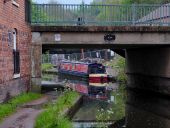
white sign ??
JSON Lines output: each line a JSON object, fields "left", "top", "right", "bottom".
{"left": 110, "top": 96, "right": 115, "bottom": 102}
{"left": 55, "top": 34, "right": 61, "bottom": 41}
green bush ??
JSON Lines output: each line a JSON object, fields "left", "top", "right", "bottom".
{"left": 41, "top": 63, "right": 53, "bottom": 72}
{"left": 107, "top": 56, "right": 127, "bottom": 83}
{"left": 0, "top": 93, "right": 41, "bottom": 122}
{"left": 116, "top": 69, "right": 127, "bottom": 83}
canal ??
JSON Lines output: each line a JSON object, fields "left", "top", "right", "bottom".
{"left": 40, "top": 52, "right": 170, "bottom": 128}
{"left": 42, "top": 72, "right": 126, "bottom": 128}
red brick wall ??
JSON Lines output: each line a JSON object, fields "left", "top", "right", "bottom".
{"left": 0, "top": 0, "right": 31, "bottom": 102}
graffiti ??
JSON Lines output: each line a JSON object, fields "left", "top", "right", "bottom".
{"left": 0, "top": 33, "right": 8, "bottom": 42}
{"left": 0, "top": 24, "right": 8, "bottom": 31}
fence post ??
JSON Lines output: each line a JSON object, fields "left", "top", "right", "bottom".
{"left": 83, "top": 3, "right": 85, "bottom": 24}
{"left": 132, "top": 4, "right": 136, "bottom": 25}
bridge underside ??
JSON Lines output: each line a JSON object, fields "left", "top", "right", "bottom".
{"left": 126, "top": 47, "right": 170, "bottom": 128}
{"left": 42, "top": 44, "right": 163, "bottom": 55}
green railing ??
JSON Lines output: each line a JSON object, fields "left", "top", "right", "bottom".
{"left": 30, "top": 4, "right": 170, "bottom": 26}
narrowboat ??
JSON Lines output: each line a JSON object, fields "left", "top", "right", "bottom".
{"left": 58, "top": 61, "right": 109, "bottom": 93}
{"left": 58, "top": 61, "right": 108, "bottom": 78}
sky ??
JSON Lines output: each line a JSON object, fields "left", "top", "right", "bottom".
{"left": 33, "top": 0, "right": 94, "bottom": 4}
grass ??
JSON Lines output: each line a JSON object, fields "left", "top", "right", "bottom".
{"left": 35, "top": 90, "right": 79, "bottom": 128}
{"left": 42, "top": 74, "right": 55, "bottom": 81}
{"left": 0, "top": 92, "right": 42, "bottom": 122}
{"left": 41, "top": 63, "right": 53, "bottom": 72}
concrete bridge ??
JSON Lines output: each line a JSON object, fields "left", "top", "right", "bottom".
{"left": 31, "top": 25, "right": 170, "bottom": 128}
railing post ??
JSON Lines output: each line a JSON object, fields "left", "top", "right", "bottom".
{"left": 132, "top": 4, "right": 136, "bottom": 25}
{"left": 82, "top": 3, "right": 85, "bottom": 24}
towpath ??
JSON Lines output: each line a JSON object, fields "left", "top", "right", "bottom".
{"left": 0, "top": 95, "right": 50, "bottom": 128}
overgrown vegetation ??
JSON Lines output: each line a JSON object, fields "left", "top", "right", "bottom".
{"left": 106, "top": 55, "right": 127, "bottom": 84}
{"left": 114, "top": 57, "right": 127, "bottom": 83}
{"left": 35, "top": 90, "right": 79, "bottom": 128}
{"left": 96, "top": 84, "right": 126, "bottom": 128}
{"left": 41, "top": 63, "right": 53, "bottom": 72}
{"left": 0, "top": 93, "right": 42, "bottom": 122}
{"left": 96, "top": 83, "right": 126, "bottom": 128}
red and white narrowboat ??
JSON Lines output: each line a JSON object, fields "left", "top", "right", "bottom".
{"left": 58, "top": 61, "right": 109, "bottom": 93}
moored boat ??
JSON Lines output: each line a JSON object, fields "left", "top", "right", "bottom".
{"left": 58, "top": 61, "right": 107, "bottom": 77}
{"left": 58, "top": 60, "right": 109, "bottom": 94}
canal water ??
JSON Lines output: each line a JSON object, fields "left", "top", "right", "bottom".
{"left": 42, "top": 73, "right": 126, "bottom": 128}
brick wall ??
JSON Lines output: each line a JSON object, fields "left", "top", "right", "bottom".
{"left": 0, "top": 0, "right": 31, "bottom": 103}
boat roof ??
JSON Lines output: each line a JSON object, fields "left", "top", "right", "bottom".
{"left": 60, "top": 60, "right": 103, "bottom": 65}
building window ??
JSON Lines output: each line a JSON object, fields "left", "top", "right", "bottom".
{"left": 13, "top": 29, "right": 20, "bottom": 76}
{"left": 13, "top": 50, "right": 20, "bottom": 74}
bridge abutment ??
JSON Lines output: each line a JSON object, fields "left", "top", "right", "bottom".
{"left": 126, "top": 47, "right": 170, "bottom": 128}
{"left": 31, "top": 44, "right": 42, "bottom": 92}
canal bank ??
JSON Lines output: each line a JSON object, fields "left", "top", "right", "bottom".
{"left": 35, "top": 90, "right": 81, "bottom": 128}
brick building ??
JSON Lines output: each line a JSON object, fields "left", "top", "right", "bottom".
{"left": 0, "top": 0, "right": 31, "bottom": 103}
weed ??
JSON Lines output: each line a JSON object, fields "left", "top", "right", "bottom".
{"left": 35, "top": 90, "right": 79, "bottom": 128}
{"left": 42, "top": 63, "right": 53, "bottom": 72}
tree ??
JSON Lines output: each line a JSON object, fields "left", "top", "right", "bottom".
{"left": 121, "top": 0, "right": 170, "bottom": 4}
{"left": 30, "top": 0, "right": 48, "bottom": 24}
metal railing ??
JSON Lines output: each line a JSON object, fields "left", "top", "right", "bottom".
{"left": 30, "top": 4, "right": 170, "bottom": 26}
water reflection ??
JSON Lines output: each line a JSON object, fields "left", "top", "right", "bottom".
{"left": 42, "top": 73, "right": 170, "bottom": 128}
{"left": 42, "top": 73, "right": 125, "bottom": 127}
{"left": 58, "top": 74, "right": 111, "bottom": 100}
{"left": 72, "top": 84, "right": 126, "bottom": 128}
{"left": 126, "top": 89, "right": 170, "bottom": 128}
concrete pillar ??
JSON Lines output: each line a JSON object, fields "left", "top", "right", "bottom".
{"left": 125, "top": 47, "right": 170, "bottom": 128}
{"left": 31, "top": 44, "right": 42, "bottom": 92}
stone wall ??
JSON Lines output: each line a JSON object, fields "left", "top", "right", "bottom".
{"left": 0, "top": 0, "right": 31, "bottom": 103}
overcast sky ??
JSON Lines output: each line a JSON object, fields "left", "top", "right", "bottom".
{"left": 33, "top": 0, "right": 93, "bottom": 4}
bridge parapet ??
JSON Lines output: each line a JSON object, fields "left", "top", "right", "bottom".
{"left": 29, "top": 4, "right": 170, "bottom": 26}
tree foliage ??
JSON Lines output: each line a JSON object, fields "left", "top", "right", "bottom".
{"left": 92, "top": 0, "right": 170, "bottom": 4}
{"left": 30, "top": 0, "right": 48, "bottom": 23}
{"left": 121, "top": 0, "right": 170, "bottom": 4}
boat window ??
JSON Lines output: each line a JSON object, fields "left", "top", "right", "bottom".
{"left": 89, "top": 65, "right": 105, "bottom": 74}
{"left": 72, "top": 64, "right": 75, "bottom": 70}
